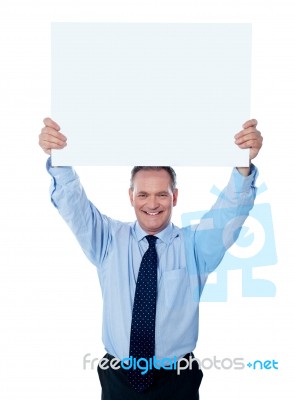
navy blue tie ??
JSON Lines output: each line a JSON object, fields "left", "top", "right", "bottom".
{"left": 128, "top": 235, "right": 158, "bottom": 392}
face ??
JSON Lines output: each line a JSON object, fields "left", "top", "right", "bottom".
{"left": 129, "top": 169, "right": 178, "bottom": 235}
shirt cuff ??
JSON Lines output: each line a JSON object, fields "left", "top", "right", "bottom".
{"left": 46, "top": 157, "right": 77, "bottom": 185}
{"left": 230, "top": 163, "right": 258, "bottom": 193}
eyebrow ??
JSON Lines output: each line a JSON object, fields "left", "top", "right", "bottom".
{"left": 137, "top": 191, "right": 170, "bottom": 195}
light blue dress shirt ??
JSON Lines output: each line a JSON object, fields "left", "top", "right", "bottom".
{"left": 47, "top": 159, "right": 258, "bottom": 361}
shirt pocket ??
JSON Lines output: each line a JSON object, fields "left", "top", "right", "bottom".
{"left": 163, "top": 267, "right": 191, "bottom": 309}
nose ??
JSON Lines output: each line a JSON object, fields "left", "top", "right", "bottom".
{"left": 146, "top": 196, "right": 160, "bottom": 210}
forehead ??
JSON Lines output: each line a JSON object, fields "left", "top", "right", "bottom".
{"left": 132, "top": 169, "right": 172, "bottom": 191}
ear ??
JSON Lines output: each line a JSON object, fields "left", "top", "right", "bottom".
{"left": 172, "top": 188, "right": 178, "bottom": 207}
{"left": 129, "top": 188, "right": 134, "bottom": 207}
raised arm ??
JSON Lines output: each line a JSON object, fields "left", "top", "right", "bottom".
{"left": 39, "top": 118, "right": 112, "bottom": 267}
{"left": 187, "top": 119, "right": 263, "bottom": 276}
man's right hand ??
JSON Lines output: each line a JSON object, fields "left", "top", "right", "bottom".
{"left": 39, "top": 117, "right": 67, "bottom": 155}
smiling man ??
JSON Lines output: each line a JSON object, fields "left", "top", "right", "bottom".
{"left": 129, "top": 167, "right": 178, "bottom": 235}
{"left": 39, "top": 118, "right": 262, "bottom": 400}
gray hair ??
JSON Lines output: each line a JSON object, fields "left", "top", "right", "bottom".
{"left": 130, "top": 166, "right": 177, "bottom": 191}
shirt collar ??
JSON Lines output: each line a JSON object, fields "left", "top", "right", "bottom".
{"left": 134, "top": 221, "right": 179, "bottom": 245}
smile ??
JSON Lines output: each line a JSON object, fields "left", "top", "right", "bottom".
{"left": 144, "top": 211, "right": 162, "bottom": 216}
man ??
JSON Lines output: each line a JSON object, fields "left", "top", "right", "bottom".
{"left": 39, "top": 118, "right": 263, "bottom": 399}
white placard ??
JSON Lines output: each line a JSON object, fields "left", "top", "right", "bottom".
{"left": 51, "top": 23, "right": 251, "bottom": 166}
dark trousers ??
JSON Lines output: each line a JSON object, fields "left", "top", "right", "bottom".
{"left": 97, "top": 353, "right": 203, "bottom": 400}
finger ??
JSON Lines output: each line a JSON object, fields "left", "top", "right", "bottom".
{"left": 235, "top": 127, "right": 261, "bottom": 140}
{"left": 236, "top": 138, "right": 262, "bottom": 150}
{"left": 39, "top": 139, "right": 67, "bottom": 150}
{"left": 235, "top": 131, "right": 262, "bottom": 144}
{"left": 39, "top": 132, "right": 67, "bottom": 148}
{"left": 242, "top": 119, "right": 258, "bottom": 129}
{"left": 43, "top": 117, "right": 61, "bottom": 131}
{"left": 38, "top": 137, "right": 67, "bottom": 154}
{"left": 40, "top": 126, "right": 67, "bottom": 142}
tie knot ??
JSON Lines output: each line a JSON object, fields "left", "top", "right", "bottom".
{"left": 145, "top": 235, "right": 158, "bottom": 246}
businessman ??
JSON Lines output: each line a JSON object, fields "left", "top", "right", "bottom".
{"left": 39, "top": 118, "right": 262, "bottom": 399}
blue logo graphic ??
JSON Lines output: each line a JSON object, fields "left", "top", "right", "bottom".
{"left": 247, "top": 359, "right": 278, "bottom": 370}
{"left": 181, "top": 183, "right": 277, "bottom": 301}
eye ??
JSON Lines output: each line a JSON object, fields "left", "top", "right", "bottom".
{"left": 159, "top": 193, "right": 168, "bottom": 198}
{"left": 137, "top": 194, "right": 147, "bottom": 198}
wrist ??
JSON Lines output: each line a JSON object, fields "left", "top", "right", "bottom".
{"left": 236, "top": 166, "right": 250, "bottom": 176}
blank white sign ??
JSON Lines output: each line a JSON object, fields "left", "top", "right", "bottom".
{"left": 51, "top": 23, "right": 251, "bottom": 166}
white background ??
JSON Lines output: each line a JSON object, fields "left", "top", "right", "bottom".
{"left": 0, "top": 1, "right": 294, "bottom": 399}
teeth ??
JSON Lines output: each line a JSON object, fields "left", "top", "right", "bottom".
{"left": 146, "top": 212, "right": 160, "bottom": 215}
